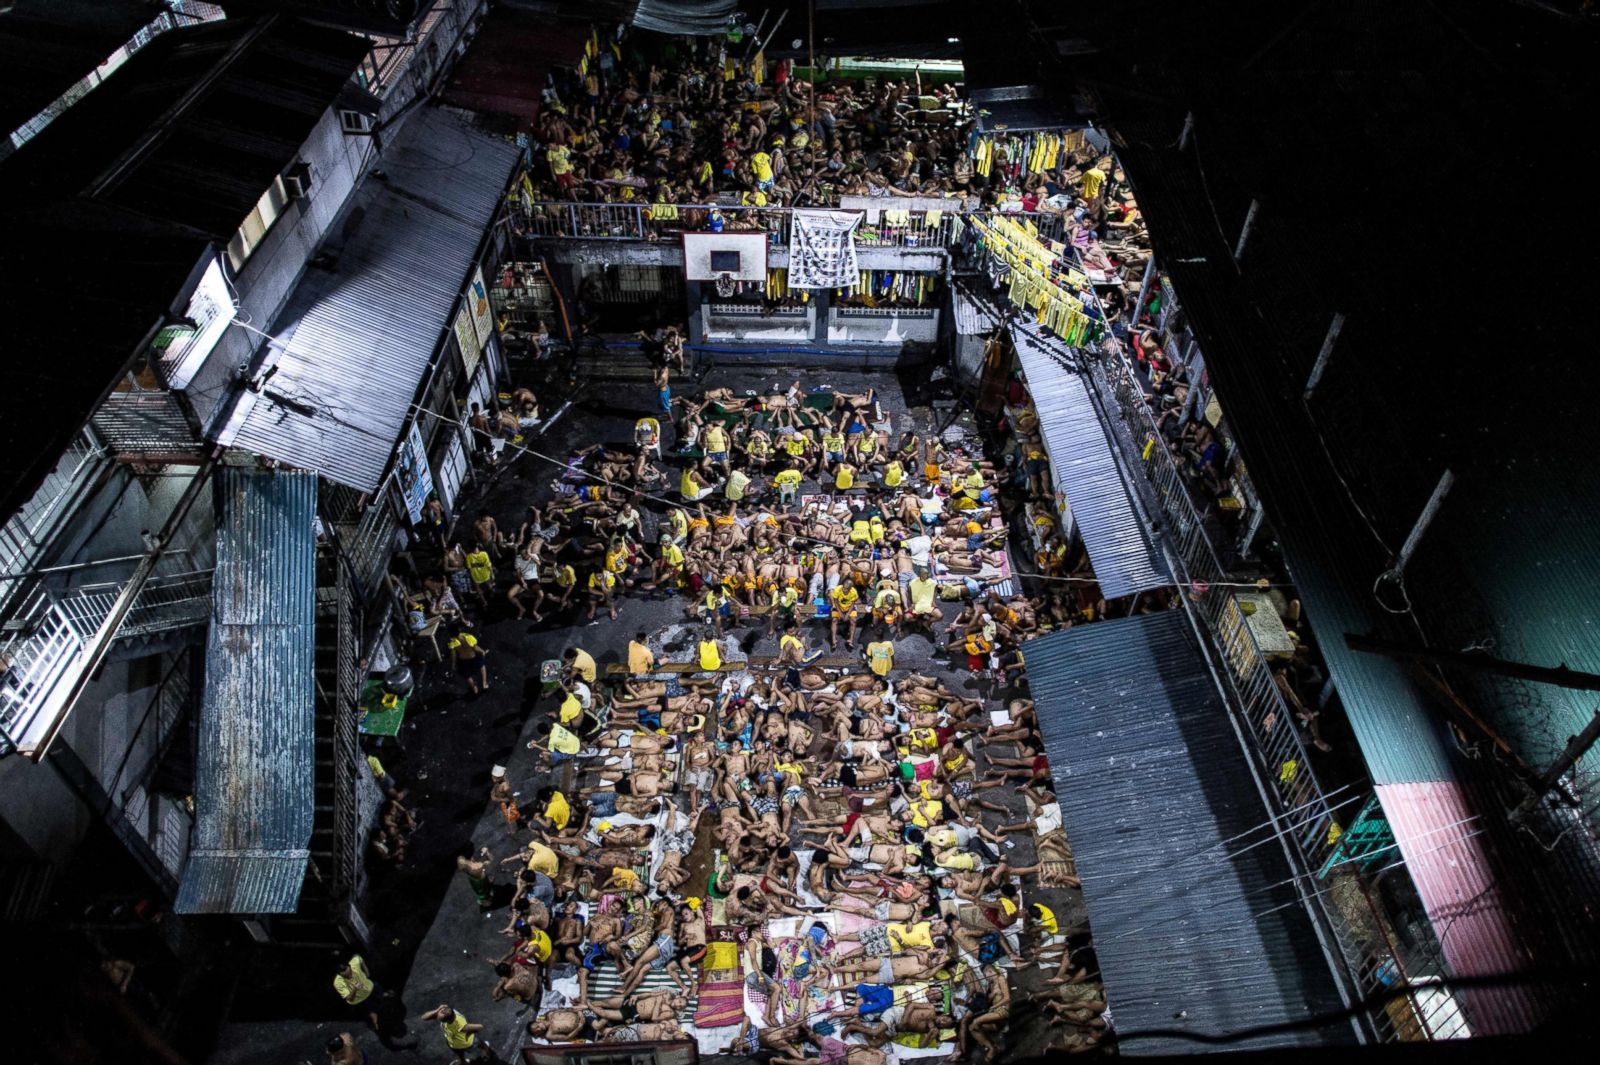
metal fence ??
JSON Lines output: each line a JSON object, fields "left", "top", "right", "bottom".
{"left": 515, "top": 201, "right": 1067, "bottom": 251}
{"left": 1071, "top": 273, "right": 1469, "bottom": 1042}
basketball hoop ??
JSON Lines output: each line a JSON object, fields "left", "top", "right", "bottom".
{"left": 714, "top": 272, "right": 737, "bottom": 298}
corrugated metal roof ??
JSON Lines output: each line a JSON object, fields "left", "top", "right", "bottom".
{"left": 1026, "top": 609, "right": 1354, "bottom": 1053}
{"left": 0, "top": 0, "right": 166, "bottom": 136}
{"left": 1375, "top": 781, "right": 1542, "bottom": 1036}
{"left": 0, "top": 15, "right": 371, "bottom": 241}
{"left": 91, "top": 391, "right": 202, "bottom": 457}
{"left": 952, "top": 279, "right": 1003, "bottom": 336}
{"left": 175, "top": 467, "right": 318, "bottom": 915}
{"left": 1011, "top": 320, "right": 1169, "bottom": 599}
{"left": 219, "top": 107, "right": 520, "bottom": 492}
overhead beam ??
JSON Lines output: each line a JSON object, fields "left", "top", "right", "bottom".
{"left": 1346, "top": 632, "right": 1600, "bottom": 693}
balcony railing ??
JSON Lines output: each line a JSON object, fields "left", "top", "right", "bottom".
{"left": 515, "top": 201, "right": 1069, "bottom": 251}
{"left": 0, "top": 568, "right": 213, "bottom": 757}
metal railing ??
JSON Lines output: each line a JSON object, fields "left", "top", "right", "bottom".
{"left": 0, "top": 428, "right": 108, "bottom": 612}
{"left": 515, "top": 200, "right": 1069, "bottom": 251}
{"left": 1, "top": 567, "right": 213, "bottom": 754}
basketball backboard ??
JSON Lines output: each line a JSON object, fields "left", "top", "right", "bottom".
{"left": 681, "top": 231, "right": 769, "bottom": 282}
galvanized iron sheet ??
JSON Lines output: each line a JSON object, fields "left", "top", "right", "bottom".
{"left": 1011, "top": 320, "right": 1169, "bottom": 598}
{"left": 174, "top": 467, "right": 317, "bottom": 914}
{"left": 221, "top": 107, "right": 520, "bottom": 492}
{"left": 1027, "top": 610, "right": 1353, "bottom": 1053}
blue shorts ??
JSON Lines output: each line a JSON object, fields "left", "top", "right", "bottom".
{"left": 708, "top": 450, "right": 728, "bottom": 463}
{"left": 640, "top": 709, "right": 662, "bottom": 730}
{"left": 550, "top": 750, "right": 574, "bottom": 765}
{"left": 857, "top": 982, "right": 894, "bottom": 1015}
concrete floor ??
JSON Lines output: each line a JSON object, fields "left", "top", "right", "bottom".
{"left": 207, "top": 357, "right": 1090, "bottom": 1064}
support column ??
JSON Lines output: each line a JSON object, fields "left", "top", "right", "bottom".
{"left": 811, "top": 285, "right": 832, "bottom": 346}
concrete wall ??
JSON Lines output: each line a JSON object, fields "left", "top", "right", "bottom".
{"left": 183, "top": 107, "right": 378, "bottom": 433}
{"left": 827, "top": 308, "right": 941, "bottom": 345}
{"left": 704, "top": 304, "right": 814, "bottom": 342}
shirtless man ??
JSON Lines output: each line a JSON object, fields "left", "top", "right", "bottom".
{"left": 527, "top": 1008, "right": 589, "bottom": 1042}
{"left": 490, "top": 960, "right": 540, "bottom": 1003}
{"left": 584, "top": 990, "right": 688, "bottom": 1035}
{"left": 960, "top": 963, "right": 1014, "bottom": 1063}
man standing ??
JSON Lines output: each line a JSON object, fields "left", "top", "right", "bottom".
{"left": 333, "top": 955, "right": 378, "bottom": 1027}
{"left": 654, "top": 363, "right": 672, "bottom": 416}
{"left": 865, "top": 629, "right": 896, "bottom": 677}
{"left": 421, "top": 1004, "right": 488, "bottom": 1063}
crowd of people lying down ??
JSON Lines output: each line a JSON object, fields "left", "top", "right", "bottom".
{"left": 364, "top": 376, "right": 1116, "bottom": 1062}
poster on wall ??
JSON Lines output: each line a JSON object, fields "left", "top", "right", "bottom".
{"left": 454, "top": 305, "right": 481, "bottom": 378}
{"left": 396, "top": 421, "right": 434, "bottom": 524}
{"left": 788, "top": 209, "right": 861, "bottom": 289}
{"left": 468, "top": 266, "right": 495, "bottom": 348}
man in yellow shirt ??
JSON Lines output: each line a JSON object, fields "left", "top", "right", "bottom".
{"left": 627, "top": 632, "right": 655, "bottom": 673}
{"left": 866, "top": 631, "right": 896, "bottom": 676}
{"left": 703, "top": 422, "right": 730, "bottom": 473}
{"left": 774, "top": 464, "right": 804, "bottom": 508}
{"left": 333, "top": 955, "right": 376, "bottom": 1016}
{"left": 751, "top": 149, "right": 774, "bottom": 190}
{"left": 505, "top": 839, "right": 560, "bottom": 877}
{"left": 698, "top": 631, "right": 723, "bottom": 672}
{"left": 830, "top": 583, "right": 860, "bottom": 649}
{"left": 553, "top": 563, "right": 577, "bottom": 610}
{"left": 834, "top": 462, "right": 856, "bottom": 491}
{"left": 420, "top": 1004, "right": 484, "bottom": 1063}
{"left": 563, "top": 646, "right": 597, "bottom": 683}
{"left": 654, "top": 535, "right": 685, "bottom": 591}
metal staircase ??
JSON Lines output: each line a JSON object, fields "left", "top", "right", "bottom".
{"left": 0, "top": 570, "right": 212, "bottom": 756}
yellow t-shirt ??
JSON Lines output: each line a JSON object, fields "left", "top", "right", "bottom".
{"left": 823, "top": 432, "right": 845, "bottom": 453}
{"left": 884, "top": 462, "right": 904, "bottom": 487}
{"left": 780, "top": 633, "right": 804, "bottom": 658}
{"left": 751, "top": 152, "right": 773, "bottom": 182}
{"left": 867, "top": 640, "right": 895, "bottom": 676}
{"left": 699, "top": 639, "right": 723, "bottom": 671}
{"left": 559, "top": 692, "right": 582, "bottom": 724}
{"left": 835, "top": 466, "right": 854, "bottom": 490}
{"left": 628, "top": 640, "right": 655, "bottom": 673}
{"left": 1034, "top": 903, "right": 1059, "bottom": 935}
{"left": 775, "top": 469, "right": 803, "bottom": 489}
{"left": 555, "top": 565, "right": 576, "bottom": 588}
{"left": 588, "top": 571, "right": 615, "bottom": 592}
{"left": 704, "top": 425, "right": 728, "bottom": 452}
{"left": 525, "top": 842, "right": 560, "bottom": 876}
{"left": 937, "top": 849, "right": 980, "bottom": 871}
{"left": 466, "top": 550, "right": 492, "bottom": 584}
{"left": 333, "top": 956, "right": 373, "bottom": 1004}
{"left": 831, "top": 586, "right": 858, "bottom": 611}
{"left": 548, "top": 146, "right": 572, "bottom": 176}
{"left": 784, "top": 437, "right": 807, "bottom": 457}
{"left": 1082, "top": 167, "right": 1105, "bottom": 200}
{"left": 543, "top": 791, "right": 571, "bottom": 830}
{"left": 525, "top": 927, "right": 553, "bottom": 962}
{"left": 681, "top": 469, "right": 702, "bottom": 497}
{"left": 606, "top": 546, "right": 629, "bottom": 573}
{"left": 441, "top": 1011, "right": 476, "bottom": 1050}
{"left": 661, "top": 541, "right": 685, "bottom": 567}
{"left": 888, "top": 921, "right": 934, "bottom": 950}
{"left": 549, "top": 723, "right": 581, "bottom": 755}
{"left": 909, "top": 577, "right": 936, "bottom": 613}
{"left": 570, "top": 648, "right": 597, "bottom": 682}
